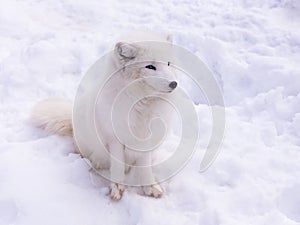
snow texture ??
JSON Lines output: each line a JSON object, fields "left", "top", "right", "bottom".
{"left": 0, "top": 0, "right": 300, "bottom": 224}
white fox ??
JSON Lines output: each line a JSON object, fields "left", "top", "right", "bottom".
{"left": 31, "top": 31, "right": 178, "bottom": 200}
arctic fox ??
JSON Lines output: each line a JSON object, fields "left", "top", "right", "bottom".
{"left": 31, "top": 31, "right": 178, "bottom": 200}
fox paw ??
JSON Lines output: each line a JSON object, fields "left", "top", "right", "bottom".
{"left": 110, "top": 183, "right": 125, "bottom": 201}
{"left": 142, "top": 184, "right": 163, "bottom": 198}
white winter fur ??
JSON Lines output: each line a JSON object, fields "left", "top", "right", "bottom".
{"left": 31, "top": 31, "right": 177, "bottom": 201}
{"left": 31, "top": 98, "right": 73, "bottom": 136}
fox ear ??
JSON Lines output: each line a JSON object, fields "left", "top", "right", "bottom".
{"left": 166, "top": 34, "right": 173, "bottom": 43}
{"left": 115, "top": 42, "right": 138, "bottom": 60}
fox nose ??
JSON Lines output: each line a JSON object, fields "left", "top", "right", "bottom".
{"left": 169, "top": 81, "right": 177, "bottom": 89}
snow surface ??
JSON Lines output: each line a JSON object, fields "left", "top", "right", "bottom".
{"left": 0, "top": 0, "right": 300, "bottom": 224}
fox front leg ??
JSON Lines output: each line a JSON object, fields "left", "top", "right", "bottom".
{"left": 109, "top": 142, "right": 126, "bottom": 201}
{"left": 135, "top": 151, "right": 164, "bottom": 198}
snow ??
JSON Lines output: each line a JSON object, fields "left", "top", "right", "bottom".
{"left": 0, "top": 0, "right": 300, "bottom": 224}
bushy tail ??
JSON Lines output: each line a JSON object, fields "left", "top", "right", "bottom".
{"left": 30, "top": 97, "right": 73, "bottom": 136}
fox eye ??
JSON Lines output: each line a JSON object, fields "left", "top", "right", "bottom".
{"left": 145, "top": 65, "right": 156, "bottom": 70}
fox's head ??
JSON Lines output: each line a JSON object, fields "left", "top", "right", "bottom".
{"left": 114, "top": 34, "right": 178, "bottom": 94}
